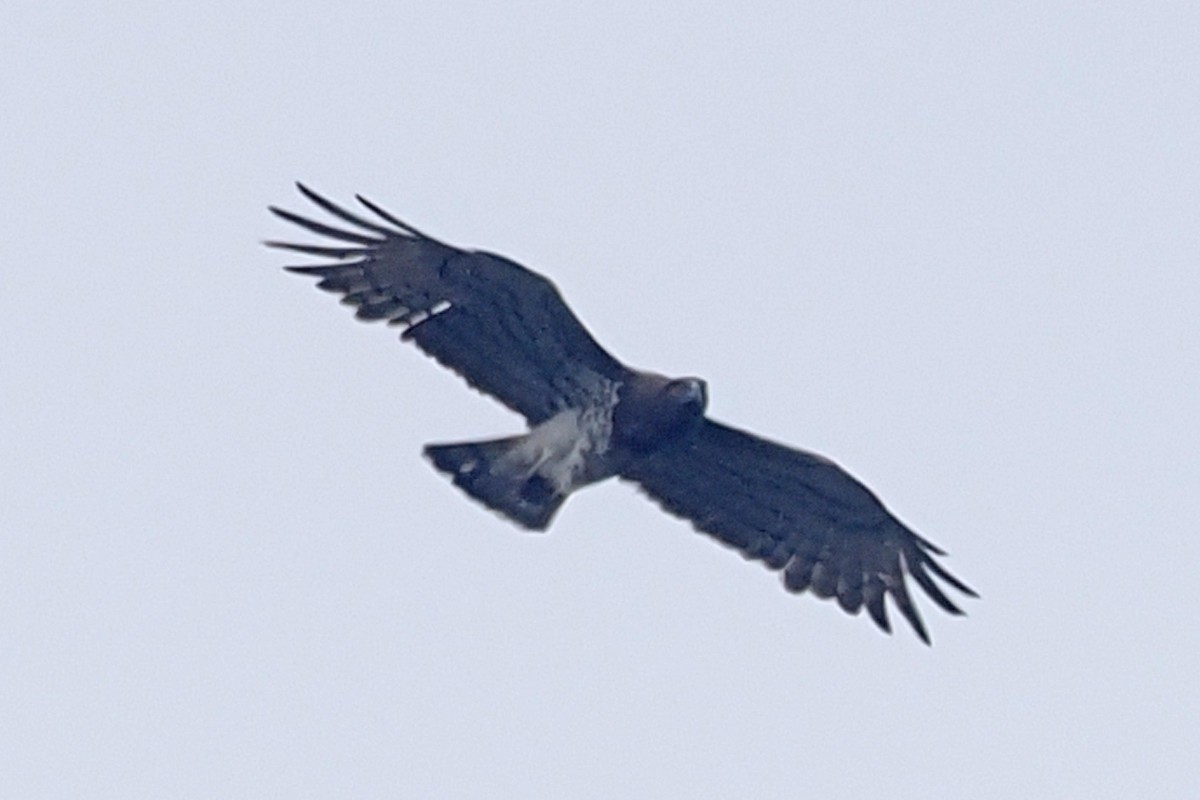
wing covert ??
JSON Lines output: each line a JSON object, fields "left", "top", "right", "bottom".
{"left": 268, "top": 184, "right": 626, "bottom": 423}
{"left": 622, "top": 420, "right": 976, "bottom": 643}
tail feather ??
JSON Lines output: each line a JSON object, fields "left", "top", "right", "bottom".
{"left": 424, "top": 437, "right": 567, "bottom": 530}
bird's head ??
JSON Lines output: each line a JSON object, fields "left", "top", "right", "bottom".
{"left": 664, "top": 377, "right": 708, "bottom": 413}
{"left": 613, "top": 373, "right": 708, "bottom": 453}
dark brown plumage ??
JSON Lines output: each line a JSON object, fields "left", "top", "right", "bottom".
{"left": 269, "top": 184, "right": 977, "bottom": 643}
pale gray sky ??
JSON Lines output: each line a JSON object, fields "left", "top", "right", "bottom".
{"left": 3, "top": 3, "right": 1198, "bottom": 798}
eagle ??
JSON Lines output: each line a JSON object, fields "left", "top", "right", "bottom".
{"left": 269, "top": 184, "right": 976, "bottom": 643}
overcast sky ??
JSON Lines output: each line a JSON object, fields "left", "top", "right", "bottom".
{"left": 3, "top": 3, "right": 1198, "bottom": 798}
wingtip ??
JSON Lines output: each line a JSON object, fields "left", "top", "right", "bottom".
{"left": 355, "top": 193, "right": 443, "bottom": 243}
{"left": 295, "top": 181, "right": 326, "bottom": 205}
{"left": 291, "top": 182, "right": 340, "bottom": 211}
{"left": 909, "top": 618, "right": 932, "bottom": 646}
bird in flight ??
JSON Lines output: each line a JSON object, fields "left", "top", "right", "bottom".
{"left": 269, "top": 184, "right": 976, "bottom": 643}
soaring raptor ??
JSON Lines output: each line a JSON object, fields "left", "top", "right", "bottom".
{"left": 269, "top": 184, "right": 976, "bottom": 643}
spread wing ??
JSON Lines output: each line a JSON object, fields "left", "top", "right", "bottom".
{"left": 622, "top": 420, "right": 977, "bottom": 643}
{"left": 268, "top": 184, "right": 626, "bottom": 424}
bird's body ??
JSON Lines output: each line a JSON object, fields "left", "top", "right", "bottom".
{"left": 426, "top": 376, "right": 631, "bottom": 530}
{"left": 269, "top": 185, "right": 976, "bottom": 643}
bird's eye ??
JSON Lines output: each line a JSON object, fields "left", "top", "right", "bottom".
{"left": 667, "top": 379, "right": 705, "bottom": 404}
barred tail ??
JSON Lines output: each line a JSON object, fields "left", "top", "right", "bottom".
{"left": 424, "top": 437, "right": 567, "bottom": 530}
